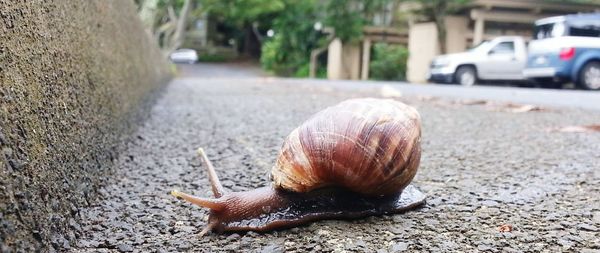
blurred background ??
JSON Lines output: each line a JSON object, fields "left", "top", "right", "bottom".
{"left": 136, "top": 0, "right": 600, "bottom": 89}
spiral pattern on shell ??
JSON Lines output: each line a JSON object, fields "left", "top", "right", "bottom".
{"left": 271, "top": 98, "right": 422, "bottom": 196}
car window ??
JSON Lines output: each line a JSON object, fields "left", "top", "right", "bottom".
{"left": 489, "top": 42, "right": 515, "bottom": 54}
{"left": 534, "top": 23, "right": 555, "bottom": 40}
{"left": 534, "top": 22, "right": 567, "bottom": 40}
{"left": 551, "top": 22, "right": 566, "bottom": 37}
{"left": 568, "top": 20, "right": 600, "bottom": 37}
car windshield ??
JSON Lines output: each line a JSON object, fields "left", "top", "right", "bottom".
{"left": 468, "top": 41, "right": 489, "bottom": 52}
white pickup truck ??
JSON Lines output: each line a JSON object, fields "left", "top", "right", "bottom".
{"left": 428, "top": 36, "right": 528, "bottom": 86}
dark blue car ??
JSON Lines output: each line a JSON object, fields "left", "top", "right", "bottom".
{"left": 523, "top": 13, "right": 600, "bottom": 90}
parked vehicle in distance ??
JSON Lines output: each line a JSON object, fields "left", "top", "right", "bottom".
{"left": 523, "top": 13, "right": 600, "bottom": 90}
{"left": 169, "top": 48, "right": 198, "bottom": 64}
{"left": 428, "top": 36, "right": 528, "bottom": 86}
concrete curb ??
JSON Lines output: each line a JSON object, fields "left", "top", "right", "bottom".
{"left": 0, "top": 1, "right": 171, "bottom": 251}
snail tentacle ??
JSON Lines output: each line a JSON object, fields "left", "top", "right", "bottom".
{"left": 199, "top": 220, "right": 219, "bottom": 237}
{"left": 171, "top": 190, "right": 225, "bottom": 211}
{"left": 197, "top": 148, "right": 225, "bottom": 197}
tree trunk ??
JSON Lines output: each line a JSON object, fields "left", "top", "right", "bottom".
{"left": 165, "top": 0, "right": 192, "bottom": 54}
{"left": 252, "top": 22, "right": 264, "bottom": 44}
{"left": 434, "top": 17, "right": 447, "bottom": 54}
{"left": 138, "top": 0, "right": 160, "bottom": 35}
{"left": 242, "top": 25, "right": 262, "bottom": 58}
{"left": 433, "top": 2, "right": 447, "bottom": 54}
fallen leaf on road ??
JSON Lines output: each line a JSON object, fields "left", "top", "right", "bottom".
{"left": 431, "top": 101, "right": 461, "bottom": 109}
{"left": 500, "top": 103, "right": 544, "bottom": 113}
{"left": 458, "top": 99, "right": 488, "bottom": 105}
{"left": 426, "top": 98, "right": 546, "bottom": 113}
{"left": 468, "top": 101, "right": 547, "bottom": 113}
{"left": 379, "top": 85, "right": 403, "bottom": 98}
{"left": 416, "top": 95, "right": 438, "bottom": 102}
{"left": 552, "top": 124, "right": 600, "bottom": 133}
{"left": 498, "top": 224, "right": 513, "bottom": 232}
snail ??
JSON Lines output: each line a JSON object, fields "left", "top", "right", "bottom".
{"left": 171, "top": 98, "right": 425, "bottom": 235}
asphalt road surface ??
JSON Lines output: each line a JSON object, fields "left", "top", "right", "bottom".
{"left": 74, "top": 63, "right": 600, "bottom": 252}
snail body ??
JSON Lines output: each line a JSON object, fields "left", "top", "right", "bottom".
{"left": 172, "top": 98, "right": 425, "bottom": 235}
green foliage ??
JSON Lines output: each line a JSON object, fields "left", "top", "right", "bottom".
{"left": 369, "top": 43, "right": 408, "bottom": 81}
{"left": 200, "top": 0, "right": 286, "bottom": 56}
{"left": 136, "top": 0, "right": 410, "bottom": 76}
{"left": 293, "top": 62, "right": 310, "bottom": 77}
{"left": 198, "top": 54, "right": 227, "bottom": 62}
{"left": 324, "top": 0, "right": 397, "bottom": 43}
{"left": 260, "top": 34, "right": 288, "bottom": 74}
{"left": 261, "top": 0, "right": 401, "bottom": 76}
{"left": 323, "top": 0, "right": 364, "bottom": 43}
{"left": 169, "top": 63, "right": 179, "bottom": 76}
{"left": 293, "top": 62, "right": 327, "bottom": 78}
{"left": 202, "top": 0, "right": 285, "bottom": 26}
{"left": 260, "top": 0, "right": 321, "bottom": 76}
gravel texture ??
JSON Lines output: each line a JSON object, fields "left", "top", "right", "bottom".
{"left": 75, "top": 63, "right": 600, "bottom": 252}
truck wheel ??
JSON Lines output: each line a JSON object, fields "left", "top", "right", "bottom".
{"left": 578, "top": 61, "right": 600, "bottom": 90}
{"left": 455, "top": 66, "right": 477, "bottom": 87}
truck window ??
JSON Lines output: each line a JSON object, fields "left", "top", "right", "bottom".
{"left": 568, "top": 20, "right": 600, "bottom": 37}
{"left": 534, "top": 22, "right": 565, "bottom": 39}
{"left": 534, "top": 24, "right": 554, "bottom": 40}
{"left": 489, "top": 42, "right": 515, "bottom": 54}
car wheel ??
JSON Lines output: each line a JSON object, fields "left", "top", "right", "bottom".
{"left": 578, "top": 61, "right": 600, "bottom": 90}
{"left": 455, "top": 66, "right": 477, "bottom": 87}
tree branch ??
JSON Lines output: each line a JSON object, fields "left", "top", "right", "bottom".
{"left": 309, "top": 27, "right": 336, "bottom": 78}
{"left": 252, "top": 22, "right": 264, "bottom": 44}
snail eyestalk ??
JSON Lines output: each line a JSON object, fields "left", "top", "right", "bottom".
{"left": 171, "top": 190, "right": 225, "bottom": 211}
{"left": 197, "top": 148, "right": 225, "bottom": 197}
{"left": 199, "top": 220, "right": 219, "bottom": 237}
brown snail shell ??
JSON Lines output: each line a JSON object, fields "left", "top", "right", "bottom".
{"left": 171, "top": 98, "right": 425, "bottom": 235}
{"left": 272, "top": 98, "right": 421, "bottom": 196}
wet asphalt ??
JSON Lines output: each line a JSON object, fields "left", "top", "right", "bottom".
{"left": 74, "top": 63, "right": 600, "bottom": 252}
